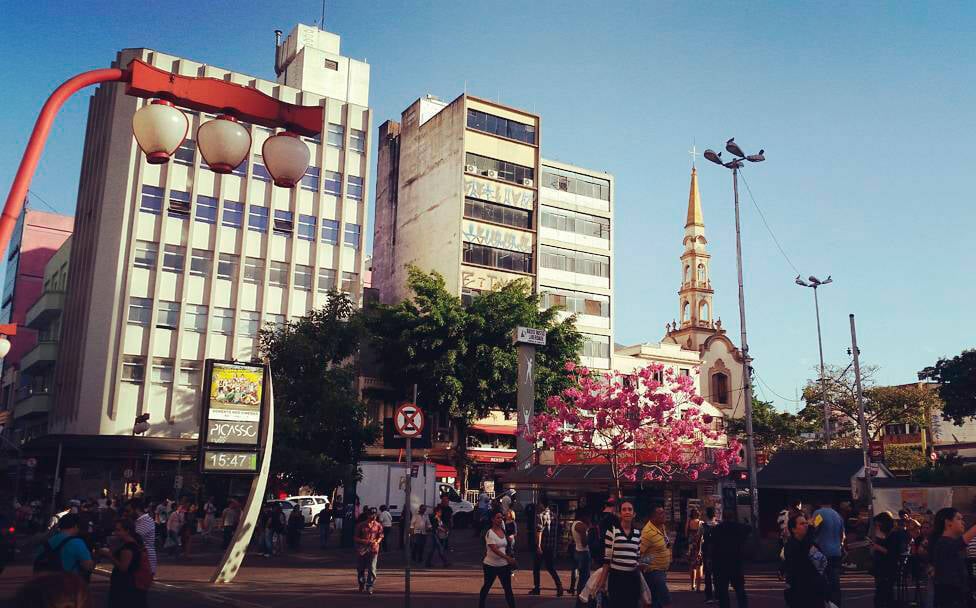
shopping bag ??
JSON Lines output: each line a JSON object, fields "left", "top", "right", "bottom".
{"left": 638, "top": 571, "right": 653, "bottom": 606}
{"left": 578, "top": 566, "right": 608, "bottom": 603}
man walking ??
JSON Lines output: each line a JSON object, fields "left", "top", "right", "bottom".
{"left": 701, "top": 506, "right": 719, "bottom": 604}
{"left": 129, "top": 498, "right": 157, "bottom": 575}
{"left": 354, "top": 507, "right": 384, "bottom": 595}
{"left": 378, "top": 505, "right": 393, "bottom": 552}
{"left": 529, "top": 498, "right": 564, "bottom": 596}
{"left": 437, "top": 494, "right": 454, "bottom": 551}
{"left": 221, "top": 499, "right": 241, "bottom": 550}
{"left": 812, "top": 500, "right": 845, "bottom": 607}
{"left": 33, "top": 513, "right": 95, "bottom": 581}
{"left": 640, "top": 505, "right": 673, "bottom": 608}
{"left": 410, "top": 505, "right": 430, "bottom": 563}
{"left": 711, "top": 509, "right": 751, "bottom": 608}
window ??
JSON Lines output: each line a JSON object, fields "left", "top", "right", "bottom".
{"left": 462, "top": 242, "right": 533, "bottom": 273}
{"left": 269, "top": 261, "right": 289, "bottom": 287}
{"left": 297, "top": 214, "right": 316, "bottom": 240}
{"left": 248, "top": 206, "right": 269, "bottom": 233}
{"left": 301, "top": 166, "right": 320, "bottom": 192}
{"left": 700, "top": 301, "right": 710, "bottom": 320}
{"left": 230, "top": 158, "right": 248, "bottom": 177}
{"left": 195, "top": 195, "right": 218, "bottom": 224}
{"left": 189, "top": 249, "right": 212, "bottom": 277}
{"left": 541, "top": 166, "right": 611, "bottom": 201}
{"left": 347, "top": 175, "right": 363, "bottom": 200}
{"left": 321, "top": 219, "right": 339, "bottom": 244}
{"left": 273, "top": 210, "right": 294, "bottom": 235}
{"left": 222, "top": 201, "right": 244, "bottom": 228}
{"left": 344, "top": 223, "right": 361, "bottom": 248}
{"left": 341, "top": 272, "right": 359, "bottom": 293}
{"left": 684, "top": 265, "right": 691, "bottom": 283}
{"left": 156, "top": 301, "right": 180, "bottom": 329}
{"left": 127, "top": 297, "right": 152, "bottom": 326}
{"left": 540, "top": 207, "right": 610, "bottom": 239}
{"left": 217, "top": 254, "right": 238, "bottom": 281}
{"left": 712, "top": 373, "right": 729, "bottom": 405}
{"left": 540, "top": 289, "right": 610, "bottom": 317}
{"left": 539, "top": 245, "right": 609, "bottom": 278}
{"left": 317, "top": 268, "right": 336, "bottom": 292}
{"left": 243, "top": 257, "right": 264, "bottom": 284}
{"left": 464, "top": 198, "right": 532, "bottom": 229}
{"left": 121, "top": 356, "right": 145, "bottom": 383}
{"left": 582, "top": 334, "right": 611, "bottom": 359}
{"left": 465, "top": 153, "right": 534, "bottom": 186}
{"left": 698, "top": 264, "right": 706, "bottom": 282}
{"left": 349, "top": 128, "right": 366, "bottom": 153}
{"left": 152, "top": 358, "right": 175, "bottom": 384}
{"left": 173, "top": 139, "right": 195, "bottom": 165}
{"left": 167, "top": 190, "right": 191, "bottom": 217}
{"left": 680, "top": 368, "right": 691, "bottom": 376}
{"left": 212, "top": 308, "right": 234, "bottom": 335}
{"left": 682, "top": 301, "right": 690, "bottom": 322}
{"left": 134, "top": 241, "right": 158, "bottom": 269}
{"left": 180, "top": 361, "right": 201, "bottom": 387}
{"left": 323, "top": 58, "right": 338, "bottom": 71}
{"left": 265, "top": 313, "right": 286, "bottom": 331}
{"left": 327, "top": 123, "right": 344, "bottom": 148}
{"left": 466, "top": 109, "right": 537, "bottom": 145}
{"left": 162, "top": 245, "right": 185, "bottom": 273}
{"left": 294, "top": 264, "right": 313, "bottom": 291}
{"left": 253, "top": 156, "right": 271, "bottom": 182}
{"left": 239, "top": 311, "right": 261, "bottom": 337}
{"left": 140, "top": 185, "right": 164, "bottom": 214}
{"left": 185, "top": 304, "right": 208, "bottom": 332}
{"left": 324, "top": 171, "right": 341, "bottom": 195}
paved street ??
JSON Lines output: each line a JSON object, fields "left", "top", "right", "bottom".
{"left": 0, "top": 529, "right": 879, "bottom": 607}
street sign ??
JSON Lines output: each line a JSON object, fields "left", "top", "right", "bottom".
{"left": 174, "top": 474, "right": 183, "bottom": 490}
{"left": 514, "top": 326, "right": 547, "bottom": 346}
{"left": 410, "top": 464, "right": 419, "bottom": 478}
{"left": 25, "top": 457, "right": 37, "bottom": 468}
{"left": 868, "top": 463, "right": 880, "bottom": 477}
{"left": 123, "top": 468, "right": 134, "bottom": 480}
{"left": 930, "top": 450, "right": 938, "bottom": 462}
{"left": 868, "top": 440, "right": 885, "bottom": 462}
{"left": 394, "top": 402, "right": 424, "bottom": 438}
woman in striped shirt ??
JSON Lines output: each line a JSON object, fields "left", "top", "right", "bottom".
{"left": 602, "top": 500, "right": 642, "bottom": 608}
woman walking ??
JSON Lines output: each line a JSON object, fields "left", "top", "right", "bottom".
{"left": 570, "top": 511, "right": 592, "bottom": 596}
{"left": 98, "top": 518, "right": 148, "bottom": 608}
{"left": 686, "top": 508, "right": 703, "bottom": 592}
{"left": 783, "top": 513, "right": 828, "bottom": 608}
{"left": 425, "top": 505, "right": 451, "bottom": 567}
{"left": 479, "top": 509, "right": 517, "bottom": 608}
{"left": 601, "top": 500, "right": 643, "bottom": 608}
{"left": 929, "top": 507, "right": 976, "bottom": 608}
{"left": 871, "top": 512, "right": 900, "bottom": 608}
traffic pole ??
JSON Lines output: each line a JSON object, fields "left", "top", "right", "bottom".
{"left": 849, "top": 314, "right": 874, "bottom": 527}
{"left": 404, "top": 383, "right": 417, "bottom": 608}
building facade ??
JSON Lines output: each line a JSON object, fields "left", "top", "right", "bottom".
{"left": 51, "top": 23, "right": 371, "bottom": 440}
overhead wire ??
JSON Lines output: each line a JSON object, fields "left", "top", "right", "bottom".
{"left": 737, "top": 169, "right": 801, "bottom": 276}
{"left": 26, "top": 189, "right": 63, "bottom": 214}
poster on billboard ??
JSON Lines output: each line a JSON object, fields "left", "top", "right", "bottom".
{"left": 200, "top": 360, "right": 267, "bottom": 473}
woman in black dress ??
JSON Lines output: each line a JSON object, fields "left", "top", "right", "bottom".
{"left": 98, "top": 517, "right": 148, "bottom": 608}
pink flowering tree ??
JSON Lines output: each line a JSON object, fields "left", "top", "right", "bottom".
{"left": 524, "top": 362, "right": 742, "bottom": 495}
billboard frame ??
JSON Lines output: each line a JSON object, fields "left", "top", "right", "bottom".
{"left": 198, "top": 359, "right": 269, "bottom": 476}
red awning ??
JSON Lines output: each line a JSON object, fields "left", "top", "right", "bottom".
{"left": 469, "top": 449, "right": 516, "bottom": 464}
{"left": 435, "top": 463, "right": 458, "bottom": 477}
{"left": 471, "top": 423, "right": 517, "bottom": 435}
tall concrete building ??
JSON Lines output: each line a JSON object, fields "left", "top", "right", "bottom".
{"left": 52, "top": 24, "right": 371, "bottom": 444}
{"left": 372, "top": 94, "right": 614, "bottom": 368}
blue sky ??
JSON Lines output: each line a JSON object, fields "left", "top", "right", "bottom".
{"left": 2, "top": 2, "right": 974, "bottom": 413}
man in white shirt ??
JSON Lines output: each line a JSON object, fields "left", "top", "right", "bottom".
{"left": 410, "top": 505, "right": 431, "bottom": 563}
{"left": 378, "top": 505, "right": 394, "bottom": 552}
{"left": 128, "top": 497, "right": 157, "bottom": 575}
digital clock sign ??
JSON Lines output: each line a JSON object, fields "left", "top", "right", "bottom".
{"left": 202, "top": 450, "right": 258, "bottom": 473}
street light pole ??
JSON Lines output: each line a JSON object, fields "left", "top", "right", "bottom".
{"left": 703, "top": 139, "right": 765, "bottom": 528}
{"left": 849, "top": 314, "right": 874, "bottom": 523}
{"left": 795, "top": 275, "right": 832, "bottom": 445}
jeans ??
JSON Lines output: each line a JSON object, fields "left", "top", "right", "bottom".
{"left": 703, "top": 557, "right": 715, "bottom": 600}
{"left": 319, "top": 521, "right": 330, "bottom": 549}
{"left": 574, "top": 550, "right": 592, "bottom": 594}
{"left": 264, "top": 529, "right": 276, "bottom": 555}
{"left": 426, "top": 535, "right": 449, "bottom": 566}
{"left": 644, "top": 569, "right": 672, "bottom": 607}
{"left": 411, "top": 534, "right": 427, "bottom": 563}
{"left": 479, "top": 564, "right": 515, "bottom": 608}
{"left": 825, "top": 555, "right": 842, "bottom": 607}
{"left": 532, "top": 547, "right": 563, "bottom": 592}
{"left": 381, "top": 527, "right": 391, "bottom": 552}
{"left": 714, "top": 566, "right": 748, "bottom": 608}
{"left": 222, "top": 525, "right": 234, "bottom": 549}
{"left": 357, "top": 552, "right": 378, "bottom": 589}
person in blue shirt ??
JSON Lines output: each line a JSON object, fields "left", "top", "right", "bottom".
{"left": 811, "top": 500, "right": 845, "bottom": 607}
{"left": 36, "top": 513, "right": 95, "bottom": 580}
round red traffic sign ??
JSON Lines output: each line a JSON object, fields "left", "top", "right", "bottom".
{"left": 394, "top": 402, "right": 424, "bottom": 438}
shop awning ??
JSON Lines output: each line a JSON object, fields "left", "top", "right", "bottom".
{"left": 469, "top": 449, "right": 515, "bottom": 464}
{"left": 471, "top": 423, "right": 517, "bottom": 435}
{"left": 435, "top": 463, "right": 458, "bottom": 478}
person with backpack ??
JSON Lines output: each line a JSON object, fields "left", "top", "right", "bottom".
{"left": 98, "top": 517, "right": 152, "bottom": 608}
{"left": 33, "top": 513, "right": 94, "bottom": 581}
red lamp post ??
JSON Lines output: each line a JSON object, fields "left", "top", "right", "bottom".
{"left": 2, "top": 59, "right": 323, "bottom": 257}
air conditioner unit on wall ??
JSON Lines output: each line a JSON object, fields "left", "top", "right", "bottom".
{"left": 522, "top": 178, "right": 534, "bottom": 187}
{"left": 486, "top": 169, "right": 498, "bottom": 179}
{"left": 465, "top": 164, "right": 478, "bottom": 174}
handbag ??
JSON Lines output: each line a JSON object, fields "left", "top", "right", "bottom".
{"left": 580, "top": 526, "right": 615, "bottom": 603}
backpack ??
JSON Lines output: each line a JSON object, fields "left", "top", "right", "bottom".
{"left": 33, "top": 536, "right": 73, "bottom": 573}
{"left": 131, "top": 543, "right": 154, "bottom": 591}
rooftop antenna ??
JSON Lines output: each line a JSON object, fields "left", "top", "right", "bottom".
{"left": 321, "top": 0, "right": 326, "bottom": 30}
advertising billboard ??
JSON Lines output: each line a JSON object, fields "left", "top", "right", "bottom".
{"left": 199, "top": 360, "right": 267, "bottom": 474}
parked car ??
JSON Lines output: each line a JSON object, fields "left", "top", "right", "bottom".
{"left": 283, "top": 496, "right": 330, "bottom": 526}
{"left": 263, "top": 499, "right": 297, "bottom": 523}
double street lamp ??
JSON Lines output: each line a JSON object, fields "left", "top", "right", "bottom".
{"left": 795, "top": 275, "right": 833, "bottom": 445}
{"left": 703, "top": 138, "right": 764, "bottom": 528}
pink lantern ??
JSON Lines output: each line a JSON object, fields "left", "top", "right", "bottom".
{"left": 131, "top": 100, "right": 188, "bottom": 164}
{"left": 197, "top": 115, "right": 251, "bottom": 174}
{"left": 261, "top": 131, "right": 310, "bottom": 188}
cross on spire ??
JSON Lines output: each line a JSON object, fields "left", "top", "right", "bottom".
{"left": 689, "top": 142, "right": 700, "bottom": 168}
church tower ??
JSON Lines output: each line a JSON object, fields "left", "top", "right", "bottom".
{"left": 670, "top": 167, "right": 715, "bottom": 350}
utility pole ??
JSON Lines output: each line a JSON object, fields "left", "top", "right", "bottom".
{"left": 404, "top": 383, "right": 417, "bottom": 608}
{"left": 795, "top": 275, "right": 833, "bottom": 445}
{"left": 849, "top": 314, "right": 874, "bottom": 522}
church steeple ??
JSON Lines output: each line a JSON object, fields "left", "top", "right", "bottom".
{"left": 668, "top": 167, "right": 715, "bottom": 350}
{"left": 686, "top": 167, "right": 704, "bottom": 228}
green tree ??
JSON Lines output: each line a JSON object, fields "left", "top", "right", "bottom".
{"left": 259, "top": 291, "right": 379, "bottom": 493}
{"left": 883, "top": 445, "right": 927, "bottom": 472}
{"left": 919, "top": 349, "right": 976, "bottom": 425}
{"left": 366, "top": 267, "right": 582, "bottom": 488}
{"left": 728, "top": 397, "right": 817, "bottom": 452}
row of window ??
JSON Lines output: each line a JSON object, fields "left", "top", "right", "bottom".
{"left": 121, "top": 356, "right": 201, "bottom": 385}
{"left": 540, "top": 207, "right": 610, "bottom": 240}
{"left": 466, "top": 109, "right": 537, "bottom": 145}
{"left": 541, "top": 166, "right": 611, "bottom": 201}
{"left": 539, "top": 245, "right": 610, "bottom": 278}
{"left": 463, "top": 197, "right": 532, "bottom": 230}
{"left": 540, "top": 288, "right": 610, "bottom": 318}
{"left": 462, "top": 242, "right": 533, "bottom": 274}
{"left": 581, "top": 333, "right": 611, "bottom": 359}
{"left": 465, "top": 153, "right": 535, "bottom": 186}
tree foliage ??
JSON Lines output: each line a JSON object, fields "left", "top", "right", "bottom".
{"left": 365, "top": 267, "right": 582, "bottom": 486}
{"left": 525, "top": 363, "right": 741, "bottom": 494}
{"left": 883, "top": 445, "right": 927, "bottom": 472}
{"left": 727, "top": 397, "right": 818, "bottom": 452}
{"left": 259, "top": 292, "right": 379, "bottom": 493}
{"left": 919, "top": 349, "right": 976, "bottom": 425}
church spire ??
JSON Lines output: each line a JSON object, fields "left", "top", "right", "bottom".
{"left": 686, "top": 167, "right": 704, "bottom": 228}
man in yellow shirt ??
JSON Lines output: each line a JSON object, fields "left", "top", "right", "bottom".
{"left": 640, "top": 506, "right": 672, "bottom": 607}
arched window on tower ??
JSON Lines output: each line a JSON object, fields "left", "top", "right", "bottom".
{"left": 712, "top": 373, "right": 729, "bottom": 405}
{"left": 684, "top": 265, "right": 691, "bottom": 283}
{"left": 700, "top": 301, "right": 709, "bottom": 321}
{"left": 698, "top": 263, "right": 706, "bottom": 283}
{"left": 682, "top": 301, "right": 690, "bottom": 322}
